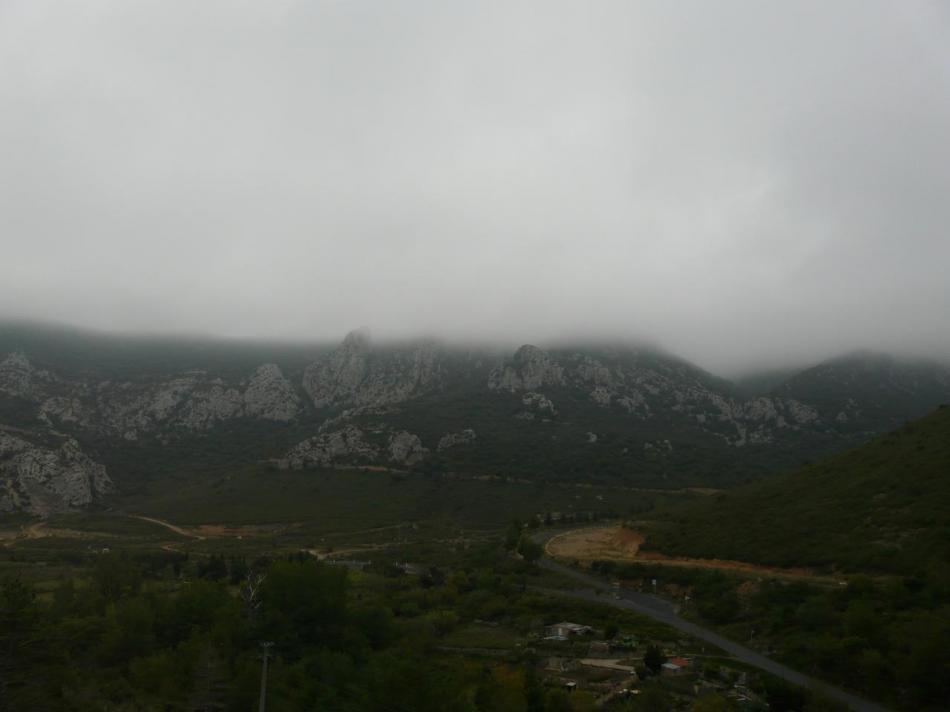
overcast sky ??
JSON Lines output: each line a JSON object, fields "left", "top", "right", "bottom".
{"left": 1, "top": 1, "right": 949, "bottom": 374}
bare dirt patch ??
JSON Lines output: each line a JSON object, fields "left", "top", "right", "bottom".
{"left": 547, "top": 525, "right": 643, "bottom": 561}
{"left": 3, "top": 522, "right": 113, "bottom": 547}
{"left": 547, "top": 524, "right": 834, "bottom": 583}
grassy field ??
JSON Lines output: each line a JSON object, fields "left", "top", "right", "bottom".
{"left": 115, "top": 465, "right": 680, "bottom": 529}
{"left": 0, "top": 466, "right": 690, "bottom": 574}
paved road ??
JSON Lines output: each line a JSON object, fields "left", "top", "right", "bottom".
{"left": 537, "top": 552, "right": 890, "bottom": 712}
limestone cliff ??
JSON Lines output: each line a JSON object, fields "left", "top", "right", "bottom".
{"left": 0, "top": 429, "right": 113, "bottom": 515}
{"left": 282, "top": 426, "right": 380, "bottom": 469}
{"left": 2, "top": 353, "right": 302, "bottom": 440}
{"left": 302, "top": 329, "right": 444, "bottom": 409}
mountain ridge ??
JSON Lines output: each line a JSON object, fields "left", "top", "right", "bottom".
{"left": 2, "top": 323, "right": 950, "bottom": 514}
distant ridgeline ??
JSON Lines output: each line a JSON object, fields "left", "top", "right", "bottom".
{"left": 2, "top": 322, "right": 950, "bottom": 514}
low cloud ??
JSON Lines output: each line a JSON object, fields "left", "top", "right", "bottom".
{"left": 2, "top": 1, "right": 949, "bottom": 374}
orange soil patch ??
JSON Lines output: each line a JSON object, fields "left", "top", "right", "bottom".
{"left": 547, "top": 525, "right": 644, "bottom": 561}
{"left": 547, "top": 524, "right": 835, "bottom": 583}
{"left": 193, "top": 523, "right": 291, "bottom": 538}
{"left": 3, "top": 522, "right": 112, "bottom": 546}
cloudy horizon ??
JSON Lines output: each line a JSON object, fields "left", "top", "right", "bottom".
{"left": 2, "top": 1, "right": 949, "bottom": 375}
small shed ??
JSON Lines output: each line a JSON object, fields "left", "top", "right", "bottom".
{"left": 544, "top": 621, "right": 593, "bottom": 639}
{"left": 661, "top": 662, "right": 684, "bottom": 676}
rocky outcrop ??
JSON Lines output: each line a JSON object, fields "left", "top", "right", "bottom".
{"left": 644, "top": 439, "right": 673, "bottom": 453}
{"left": 522, "top": 392, "right": 556, "bottom": 415}
{"left": 704, "top": 395, "right": 824, "bottom": 446}
{"left": 437, "top": 429, "right": 476, "bottom": 451}
{"left": 488, "top": 345, "right": 564, "bottom": 391}
{"left": 0, "top": 352, "right": 50, "bottom": 399}
{"left": 282, "top": 426, "right": 430, "bottom": 469}
{"left": 487, "top": 346, "right": 836, "bottom": 446}
{"left": 4, "top": 334, "right": 949, "bottom": 496}
{"left": 4, "top": 354, "right": 302, "bottom": 440}
{"left": 283, "top": 426, "right": 379, "bottom": 469}
{"left": 389, "top": 431, "right": 429, "bottom": 466}
{"left": 0, "top": 430, "right": 113, "bottom": 515}
{"left": 39, "top": 396, "right": 88, "bottom": 426}
{"left": 244, "top": 364, "right": 301, "bottom": 421}
{"left": 91, "top": 375, "right": 243, "bottom": 438}
{"left": 302, "top": 329, "right": 444, "bottom": 409}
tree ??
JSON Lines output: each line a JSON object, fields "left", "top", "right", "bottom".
{"left": 197, "top": 555, "right": 228, "bottom": 582}
{"left": 517, "top": 536, "right": 543, "bottom": 564}
{"left": 258, "top": 561, "right": 348, "bottom": 654}
{"left": 643, "top": 644, "right": 666, "bottom": 676}
{"left": 524, "top": 666, "right": 545, "bottom": 712}
{"left": 546, "top": 688, "right": 573, "bottom": 712}
{"left": 0, "top": 577, "right": 41, "bottom": 706}
{"left": 92, "top": 553, "right": 142, "bottom": 603}
{"left": 188, "top": 643, "right": 229, "bottom": 711}
{"left": 690, "top": 693, "right": 737, "bottom": 711}
{"left": 627, "top": 684, "right": 670, "bottom": 711}
{"left": 505, "top": 520, "right": 523, "bottom": 551}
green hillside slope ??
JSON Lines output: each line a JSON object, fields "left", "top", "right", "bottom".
{"left": 644, "top": 405, "right": 950, "bottom": 575}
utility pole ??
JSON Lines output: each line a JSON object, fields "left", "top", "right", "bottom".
{"left": 258, "top": 641, "right": 273, "bottom": 712}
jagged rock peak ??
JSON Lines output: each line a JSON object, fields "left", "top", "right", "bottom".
{"left": 341, "top": 327, "right": 372, "bottom": 350}
{"left": 244, "top": 363, "right": 300, "bottom": 421}
{"left": 488, "top": 344, "right": 564, "bottom": 392}
{"left": 302, "top": 330, "right": 445, "bottom": 409}
{"left": 0, "top": 351, "right": 46, "bottom": 398}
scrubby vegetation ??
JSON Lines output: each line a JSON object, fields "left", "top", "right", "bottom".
{"left": 1, "top": 539, "right": 711, "bottom": 711}
{"left": 643, "top": 405, "right": 950, "bottom": 575}
{"left": 626, "top": 406, "right": 950, "bottom": 710}
{"left": 591, "top": 558, "right": 949, "bottom": 711}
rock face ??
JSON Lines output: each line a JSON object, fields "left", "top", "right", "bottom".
{"left": 388, "top": 431, "right": 429, "bottom": 466}
{"left": 283, "top": 426, "right": 379, "bottom": 469}
{"left": 4, "top": 356, "right": 302, "bottom": 441}
{"left": 488, "top": 345, "right": 565, "bottom": 391}
{"left": 437, "top": 429, "right": 476, "bottom": 451}
{"left": 244, "top": 364, "right": 300, "bottom": 421}
{"left": 302, "top": 329, "right": 444, "bottom": 409}
{"left": 5, "top": 326, "right": 950, "bottom": 505}
{"left": 484, "top": 344, "right": 847, "bottom": 447}
{"left": 0, "top": 352, "right": 50, "bottom": 399}
{"left": 522, "top": 392, "right": 556, "bottom": 415}
{"left": 282, "top": 426, "right": 430, "bottom": 469}
{"left": 0, "top": 430, "right": 113, "bottom": 515}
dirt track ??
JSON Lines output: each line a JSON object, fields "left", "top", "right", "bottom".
{"left": 2, "top": 521, "right": 105, "bottom": 547}
{"left": 546, "top": 524, "right": 837, "bottom": 583}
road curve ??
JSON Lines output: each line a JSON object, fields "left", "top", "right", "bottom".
{"left": 536, "top": 538, "right": 890, "bottom": 712}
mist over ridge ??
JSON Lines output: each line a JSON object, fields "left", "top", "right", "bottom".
{"left": 2, "top": 2, "right": 950, "bottom": 376}
{"left": 2, "top": 317, "right": 949, "bottom": 388}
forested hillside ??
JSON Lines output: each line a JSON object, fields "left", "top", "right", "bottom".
{"left": 643, "top": 405, "right": 950, "bottom": 575}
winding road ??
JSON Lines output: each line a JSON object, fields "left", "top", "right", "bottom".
{"left": 535, "top": 535, "right": 890, "bottom": 712}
